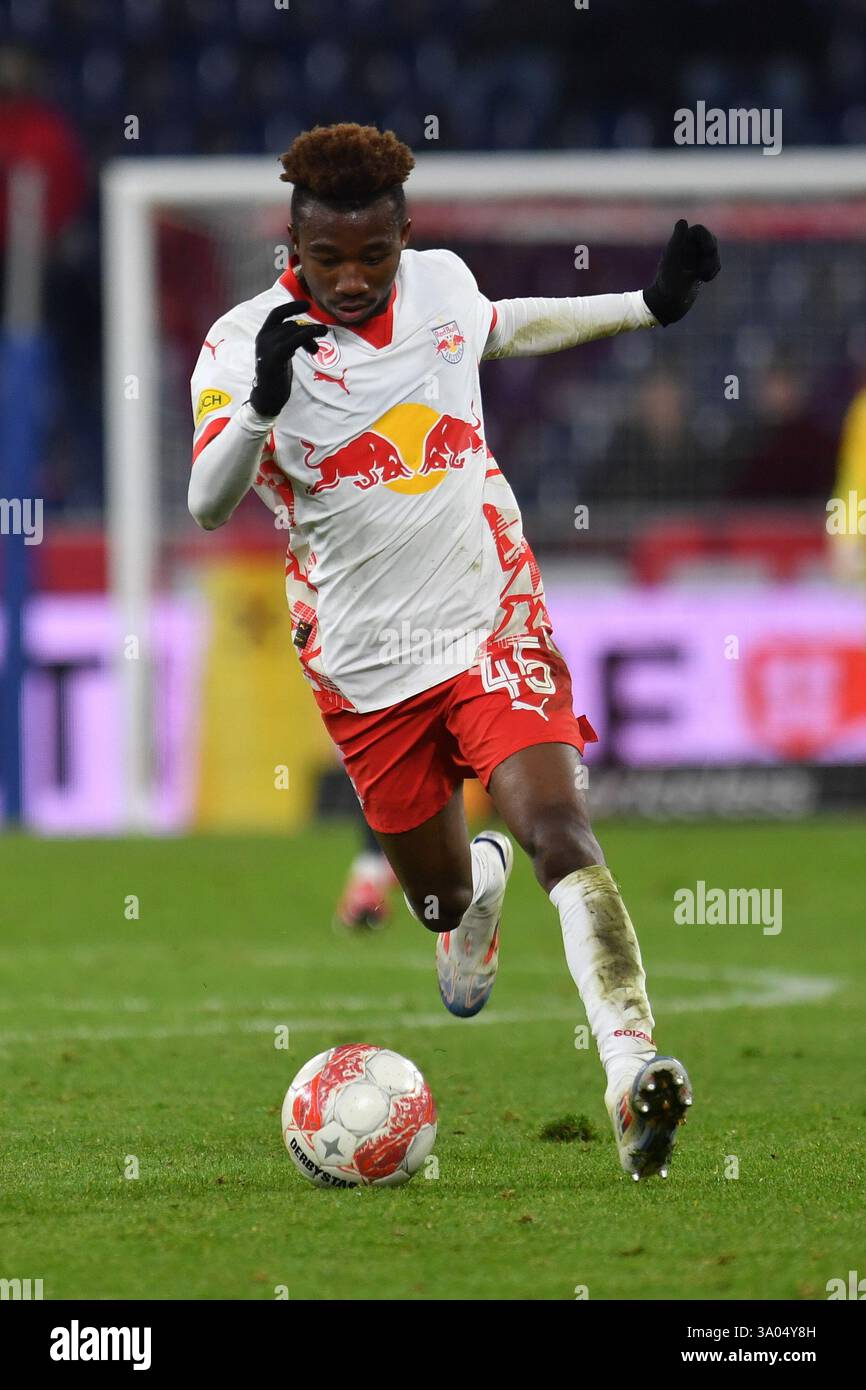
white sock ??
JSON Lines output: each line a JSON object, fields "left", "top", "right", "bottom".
{"left": 549, "top": 864, "right": 656, "bottom": 1100}
{"left": 468, "top": 837, "right": 496, "bottom": 909}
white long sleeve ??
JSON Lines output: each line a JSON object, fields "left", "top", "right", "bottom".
{"left": 482, "top": 289, "right": 657, "bottom": 359}
{"left": 187, "top": 400, "right": 278, "bottom": 530}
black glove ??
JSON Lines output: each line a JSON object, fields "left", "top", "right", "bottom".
{"left": 248, "top": 300, "right": 328, "bottom": 416}
{"left": 643, "top": 219, "right": 721, "bottom": 327}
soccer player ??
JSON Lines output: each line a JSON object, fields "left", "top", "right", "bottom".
{"left": 335, "top": 804, "right": 398, "bottom": 932}
{"left": 829, "top": 378, "right": 866, "bottom": 585}
{"left": 189, "top": 124, "right": 720, "bottom": 1180}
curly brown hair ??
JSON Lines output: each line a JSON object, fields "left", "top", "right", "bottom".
{"left": 280, "top": 123, "right": 414, "bottom": 197}
{"left": 279, "top": 123, "right": 414, "bottom": 227}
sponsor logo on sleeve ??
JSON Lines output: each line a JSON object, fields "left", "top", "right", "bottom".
{"left": 195, "top": 388, "right": 232, "bottom": 426}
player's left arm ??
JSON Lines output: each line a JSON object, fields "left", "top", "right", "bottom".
{"left": 482, "top": 220, "right": 720, "bottom": 359}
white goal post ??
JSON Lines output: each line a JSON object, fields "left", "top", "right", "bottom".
{"left": 102, "top": 147, "right": 866, "bottom": 829}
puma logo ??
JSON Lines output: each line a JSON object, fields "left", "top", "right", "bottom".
{"left": 511, "top": 697, "right": 551, "bottom": 721}
{"left": 313, "top": 367, "right": 350, "bottom": 394}
{"left": 204, "top": 337, "right": 225, "bottom": 359}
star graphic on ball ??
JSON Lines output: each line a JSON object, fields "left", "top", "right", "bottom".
{"left": 321, "top": 1135, "right": 344, "bottom": 1158}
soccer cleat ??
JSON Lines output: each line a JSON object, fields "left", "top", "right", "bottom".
{"left": 436, "top": 831, "right": 513, "bottom": 1018}
{"left": 606, "top": 1055, "right": 692, "bottom": 1181}
{"left": 333, "top": 853, "right": 398, "bottom": 934}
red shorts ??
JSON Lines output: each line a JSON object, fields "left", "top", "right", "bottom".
{"left": 322, "top": 636, "right": 597, "bottom": 834}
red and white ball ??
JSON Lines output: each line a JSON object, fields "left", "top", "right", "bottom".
{"left": 282, "top": 1043, "right": 437, "bottom": 1187}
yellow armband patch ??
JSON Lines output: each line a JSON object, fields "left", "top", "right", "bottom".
{"left": 195, "top": 388, "right": 232, "bottom": 426}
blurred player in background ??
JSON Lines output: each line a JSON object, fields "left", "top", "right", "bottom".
{"left": 188, "top": 124, "right": 720, "bottom": 1180}
{"left": 335, "top": 804, "right": 398, "bottom": 932}
{"left": 336, "top": 779, "right": 493, "bottom": 931}
{"left": 829, "top": 375, "right": 866, "bottom": 585}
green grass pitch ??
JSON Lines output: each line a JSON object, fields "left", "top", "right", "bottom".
{"left": 1, "top": 819, "right": 864, "bottom": 1301}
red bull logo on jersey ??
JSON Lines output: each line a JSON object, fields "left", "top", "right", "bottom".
{"left": 302, "top": 402, "right": 485, "bottom": 496}
{"left": 431, "top": 320, "right": 466, "bottom": 363}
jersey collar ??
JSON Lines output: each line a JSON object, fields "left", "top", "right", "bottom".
{"left": 278, "top": 258, "right": 397, "bottom": 348}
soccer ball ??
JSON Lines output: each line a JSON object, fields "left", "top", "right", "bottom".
{"left": 281, "top": 1043, "right": 437, "bottom": 1188}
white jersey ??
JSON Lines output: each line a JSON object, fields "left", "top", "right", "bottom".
{"left": 190, "top": 248, "right": 554, "bottom": 713}
{"left": 190, "top": 249, "right": 585, "bottom": 713}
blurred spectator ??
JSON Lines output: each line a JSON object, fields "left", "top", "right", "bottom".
{"left": 0, "top": 45, "right": 87, "bottom": 247}
{"left": 729, "top": 362, "right": 836, "bottom": 500}
{"left": 586, "top": 368, "right": 712, "bottom": 504}
{"left": 0, "top": 44, "right": 97, "bottom": 509}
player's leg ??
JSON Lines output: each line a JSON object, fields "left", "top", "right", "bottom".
{"left": 320, "top": 688, "right": 511, "bottom": 1011}
{"left": 487, "top": 741, "right": 691, "bottom": 1179}
{"left": 487, "top": 742, "right": 602, "bottom": 887}
{"left": 443, "top": 637, "right": 690, "bottom": 1177}
{"left": 488, "top": 744, "right": 649, "bottom": 1083}
{"left": 371, "top": 786, "right": 474, "bottom": 933}
{"left": 321, "top": 695, "right": 479, "bottom": 936}
{"left": 374, "top": 788, "right": 513, "bottom": 1016}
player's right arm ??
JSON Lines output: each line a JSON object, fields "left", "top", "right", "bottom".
{"left": 188, "top": 300, "right": 326, "bottom": 530}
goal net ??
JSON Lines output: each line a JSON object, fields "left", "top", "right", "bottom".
{"left": 102, "top": 150, "right": 866, "bottom": 829}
